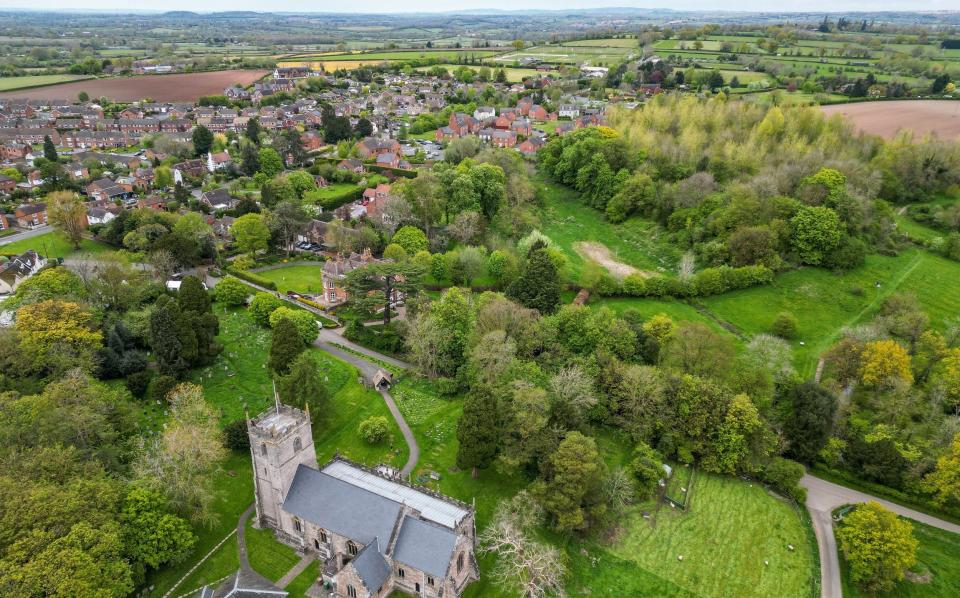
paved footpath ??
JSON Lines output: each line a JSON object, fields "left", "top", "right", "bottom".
{"left": 801, "top": 474, "right": 960, "bottom": 598}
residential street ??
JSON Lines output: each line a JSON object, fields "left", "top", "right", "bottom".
{"left": 801, "top": 474, "right": 960, "bottom": 598}
{"left": 0, "top": 225, "right": 51, "bottom": 247}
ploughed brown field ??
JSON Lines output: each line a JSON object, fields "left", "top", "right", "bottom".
{"left": 0, "top": 70, "right": 269, "bottom": 102}
{"left": 821, "top": 100, "right": 960, "bottom": 140}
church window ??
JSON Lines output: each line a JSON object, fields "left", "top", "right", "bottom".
{"left": 428, "top": 577, "right": 434, "bottom": 586}
{"left": 457, "top": 552, "right": 464, "bottom": 573}
{"left": 314, "top": 538, "right": 320, "bottom": 550}
{"left": 398, "top": 568, "right": 405, "bottom": 578}
{"left": 294, "top": 518, "right": 302, "bottom": 532}
{"left": 348, "top": 542, "right": 358, "bottom": 556}
{"left": 320, "top": 530, "right": 328, "bottom": 543}
{"left": 347, "top": 585, "right": 357, "bottom": 598}
{"left": 415, "top": 582, "right": 420, "bottom": 592}
{"left": 294, "top": 437, "right": 302, "bottom": 452}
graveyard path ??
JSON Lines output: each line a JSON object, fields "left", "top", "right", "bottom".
{"left": 312, "top": 334, "right": 419, "bottom": 477}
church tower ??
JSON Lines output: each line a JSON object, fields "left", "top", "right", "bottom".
{"left": 247, "top": 402, "right": 317, "bottom": 529}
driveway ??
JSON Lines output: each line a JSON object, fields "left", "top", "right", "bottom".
{"left": 801, "top": 474, "right": 960, "bottom": 598}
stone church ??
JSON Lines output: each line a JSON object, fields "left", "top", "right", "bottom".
{"left": 247, "top": 404, "right": 479, "bottom": 597}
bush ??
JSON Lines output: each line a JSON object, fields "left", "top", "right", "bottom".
{"left": 358, "top": 416, "right": 390, "bottom": 444}
{"left": 214, "top": 276, "right": 251, "bottom": 306}
{"left": 224, "top": 419, "right": 251, "bottom": 451}
{"left": 149, "top": 375, "right": 178, "bottom": 403}
{"left": 249, "top": 292, "right": 285, "bottom": 326}
{"left": 771, "top": 311, "right": 799, "bottom": 339}
{"left": 760, "top": 457, "right": 807, "bottom": 503}
{"left": 126, "top": 370, "right": 152, "bottom": 398}
{"left": 619, "top": 265, "right": 773, "bottom": 299}
{"left": 268, "top": 306, "right": 319, "bottom": 344}
{"left": 225, "top": 266, "right": 277, "bottom": 290}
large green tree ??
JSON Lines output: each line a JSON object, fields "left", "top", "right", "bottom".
{"left": 344, "top": 261, "right": 425, "bottom": 325}
{"left": 268, "top": 316, "right": 306, "bottom": 375}
{"left": 277, "top": 352, "right": 329, "bottom": 422}
{"left": 782, "top": 382, "right": 837, "bottom": 463}
{"left": 506, "top": 245, "right": 561, "bottom": 315}
{"left": 456, "top": 387, "right": 500, "bottom": 478}
{"left": 535, "top": 431, "right": 607, "bottom": 533}
{"left": 837, "top": 502, "right": 918, "bottom": 593}
{"left": 191, "top": 125, "right": 213, "bottom": 157}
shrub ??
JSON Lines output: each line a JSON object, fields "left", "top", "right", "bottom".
{"left": 268, "top": 306, "right": 319, "bottom": 344}
{"left": 359, "top": 416, "right": 390, "bottom": 444}
{"left": 391, "top": 226, "right": 429, "bottom": 255}
{"left": 225, "top": 266, "right": 277, "bottom": 290}
{"left": 149, "top": 375, "right": 178, "bottom": 403}
{"left": 126, "top": 370, "right": 152, "bottom": 398}
{"left": 760, "top": 457, "right": 807, "bottom": 503}
{"left": 223, "top": 419, "right": 251, "bottom": 451}
{"left": 214, "top": 276, "right": 251, "bottom": 306}
{"left": 249, "top": 292, "right": 285, "bottom": 326}
{"left": 771, "top": 311, "right": 799, "bottom": 339}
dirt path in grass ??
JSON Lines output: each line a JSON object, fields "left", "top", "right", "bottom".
{"left": 574, "top": 241, "right": 653, "bottom": 279}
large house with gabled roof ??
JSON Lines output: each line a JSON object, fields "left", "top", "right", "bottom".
{"left": 247, "top": 404, "right": 479, "bottom": 598}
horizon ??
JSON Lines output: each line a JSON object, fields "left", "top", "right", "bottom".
{"left": 1, "top": 2, "right": 959, "bottom": 15}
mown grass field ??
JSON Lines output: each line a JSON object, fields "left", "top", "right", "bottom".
{"left": 390, "top": 378, "right": 815, "bottom": 598}
{"left": 255, "top": 264, "right": 325, "bottom": 295}
{"left": 0, "top": 231, "right": 115, "bottom": 259}
{"left": 840, "top": 519, "right": 960, "bottom": 598}
{"left": 538, "top": 178, "right": 681, "bottom": 280}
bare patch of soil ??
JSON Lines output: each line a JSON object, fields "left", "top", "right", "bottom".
{"left": 574, "top": 241, "right": 652, "bottom": 278}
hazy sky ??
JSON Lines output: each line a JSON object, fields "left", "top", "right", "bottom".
{"left": 0, "top": 1, "right": 957, "bottom": 13}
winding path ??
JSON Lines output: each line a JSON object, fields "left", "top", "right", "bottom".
{"left": 801, "top": 474, "right": 960, "bottom": 598}
{"left": 313, "top": 329, "right": 419, "bottom": 476}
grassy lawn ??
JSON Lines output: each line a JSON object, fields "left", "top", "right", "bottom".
{"left": 840, "top": 519, "right": 960, "bottom": 598}
{"left": 0, "top": 231, "right": 114, "bottom": 259}
{"left": 538, "top": 178, "right": 682, "bottom": 281}
{"left": 170, "top": 535, "right": 239, "bottom": 597}
{"left": 895, "top": 214, "right": 944, "bottom": 244}
{"left": 588, "top": 296, "right": 742, "bottom": 343}
{"left": 390, "top": 377, "right": 814, "bottom": 598}
{"left": 284, "top": 561, "right": 321, "bottom": 597}
{"left": 700, "top": 249, "right": 960, "bottom": 377}
{"left": 255, "top": 264, "right": 325, "bottom": 295}
{"left": 608, "top": 474, "right": 814, "bottom": 598}
{"left": 246, "top": 519, "right": 301, "bottom": 582}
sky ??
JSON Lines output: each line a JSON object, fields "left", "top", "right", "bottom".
{"left": 0, "top": 1, "right": 957, "bottom": 13}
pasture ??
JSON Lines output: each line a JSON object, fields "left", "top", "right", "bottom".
{"left": 0, "top": 70, "right": 269, "bottom": 102}
{"left": 700, "top": 249, "right": 960, "bottom": 377}
{"left": 0, "top": 74, "right": 90, "bottom": 92}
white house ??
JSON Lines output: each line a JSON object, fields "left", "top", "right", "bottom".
{"left": 0, "top": 250, "right": 46, "bottom": 294}
{"left": 473, "top": 106, "right": 495, "bottom": 121}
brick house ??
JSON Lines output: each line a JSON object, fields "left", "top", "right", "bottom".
{"left": 246, "top": 405, "right": 479, "bottom": 598}
{"left": 14, "top": 203, "right": 47, "bottom": 228}
{"left": 356, "top": 137, "right": 401, "bottom": 160}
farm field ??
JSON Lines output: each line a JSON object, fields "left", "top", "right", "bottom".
{"left": 426, "top": 64, "right": 541, "bottom": 82}
{"left": 0, "top": 74, "right": 90, "bottom": 91}
{"left": 492, "top": 43, "right": 637, "bottom": 66}
{"left": 840, "top": 519, "right": 960, "bottom": 598}
{"left": 0, "top": 70, "right": 269, "bottom": 102}
{"left": 254, "top": 264, "right": 325, "bottom": 295}
{"left": 820, "top": 100, "right": 960, "bottom": 139}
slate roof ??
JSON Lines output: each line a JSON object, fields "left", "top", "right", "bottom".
{"left": 196, "top": 568, "right": 287, "bottom": 598}
{"left": 351, "top": 539, "right": 391, "bottom": 592}
{"left": 282, "top": 465, "right": 402, "bottom": 545}
{"left": 393, "top": 516, "right": 458, "bottom": 578}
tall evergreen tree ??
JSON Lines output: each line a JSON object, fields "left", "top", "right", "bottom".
{"left": 782, "top": 381, "right": 837, "bottom": 463}
{"left": 245, "top": 117, "right": 261, "bottom": 143}
{"left": 507, "top": 244, "right": 561, "bottom": 315}
{"left": 241, "top": 143, "right": 260, "bottom": 176}
{"left": 177, "top": 276, "right": 211, "bottom": 315}
{"left": 192, "top": 125, "right": 213, "bottom": 157}
{"left": 277, "top": 352, "right": 329, "bottom": 421}
{"left": 43, "top": 135, "right": 58, "bottom": 163}
{"left": 150, "top": 295, "right": 187, "bottom": 377}
{"left": 456, "top": 388, "right": 500, "bottom": 478}
{"left": 268, "top": 316, "right": 305, "bottom": 375}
